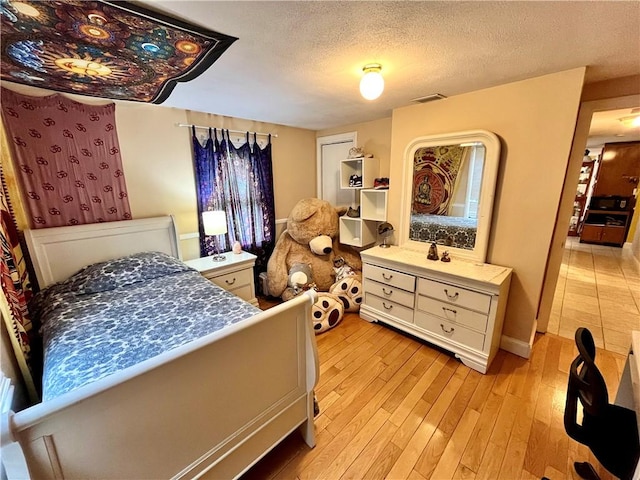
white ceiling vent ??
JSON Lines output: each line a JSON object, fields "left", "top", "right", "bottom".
{"left": 411, "top": 93, "right": 447, "bottom": 103}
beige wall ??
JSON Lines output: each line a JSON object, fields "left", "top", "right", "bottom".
{"left": 318, "top": 117, "right": 393, "bottom": 177}
{"left": 387, "top": 69, "right": 585, "bottom": 345}
{"left": 315, "top": 70, "right": 587, "bottom": 346}
{"left": 0, "top": 82, "right": 317, "bottom": 260}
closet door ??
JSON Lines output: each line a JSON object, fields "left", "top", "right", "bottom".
{"left": 317, "top": 133, "right": 356, "bottom": 207}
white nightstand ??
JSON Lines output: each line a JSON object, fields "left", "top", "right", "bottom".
{"left": 184, "top": 252, "right": 258, "bottom": 307}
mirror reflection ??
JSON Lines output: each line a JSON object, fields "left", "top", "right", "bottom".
{"left": 410, "top": 142, "right": 486, "bottom": 251}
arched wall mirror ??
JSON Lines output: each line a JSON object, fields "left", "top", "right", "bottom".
{"left": 399, "top": 130, "right": 501, "bottom": 263}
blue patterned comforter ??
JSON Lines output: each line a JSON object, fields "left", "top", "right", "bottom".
{"left": 32, "top": 252, "right": 260, "bottom": 401}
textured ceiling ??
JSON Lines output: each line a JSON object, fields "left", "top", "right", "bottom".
{"left": 142, "top": 1, "right": 640, "bottom": 131}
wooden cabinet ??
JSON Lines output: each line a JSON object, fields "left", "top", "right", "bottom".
{"left": 184, "top": 251, "right": 258, "bottom": 306}
{"left": 593, "top": 142, "right": 640, "bottom": 197}
{"left": 580, "top": 210, "right": 632, "bottom": 247}
{"left": 360, "top": 246, "right": 512, "bottom": 374}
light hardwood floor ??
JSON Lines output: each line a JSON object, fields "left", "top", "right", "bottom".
{"left": 548, "top": 237, "right": 640, "bottom": 355}
{"left": 242, "top": 310, "right": 627, "bottom": 480}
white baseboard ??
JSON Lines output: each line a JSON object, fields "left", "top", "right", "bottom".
{"left": 500, "top": 335, "right": 532, "bottom": 359}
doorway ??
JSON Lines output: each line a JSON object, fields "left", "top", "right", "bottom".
{"left": 536, "top": 95, "right": 640, "bottom": 343}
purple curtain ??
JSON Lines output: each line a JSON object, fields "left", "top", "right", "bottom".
{"left": 1, "top": 88, "right": 131, "bottom": 228}
{"left": 192, "top": 128, "right": 276, "bottom": 273}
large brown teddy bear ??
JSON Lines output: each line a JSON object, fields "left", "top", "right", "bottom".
{"left": 267, "top": 198, "right": 363, "bottom": 333}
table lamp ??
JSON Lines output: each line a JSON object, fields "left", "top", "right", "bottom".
{"left": 203, "top": 210, "right": 227, "bottom": 261}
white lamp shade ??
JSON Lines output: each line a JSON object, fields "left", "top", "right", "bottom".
{"left": 360, "top": 67, "right": 384, "bottom": 100}
{"left": 203, "top": 210, "right": 227, "bottom": 236}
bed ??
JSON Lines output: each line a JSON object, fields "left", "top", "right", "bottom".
{"left": 1, "top": 216, "right": 319, "bottom": 480}
{"left": 409, "top": 213, "right": 477, "bottom": 250}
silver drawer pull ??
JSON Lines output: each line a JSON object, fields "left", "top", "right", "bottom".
{"left": 382, "top": 302, "right": 393, "bottom": 310}
{"left": 442, "top": 307, "right": 457, "bottom": 316}
{"left": 440, "top": 324, "right": 455, "bottom": 334}
{"left": 382, "top": 273, "right": 393, "bottom": 280}
{"left": 444, "top": 289, "right": 459, "bottom": 300}
{"left": 225, "top": 278, "right": 236, "bottom": 285}
{"left": 382, "top": 288, "right": 393, "bottom": 296}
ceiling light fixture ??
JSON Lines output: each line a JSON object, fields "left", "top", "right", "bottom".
{"left": 619, "top": 114, "right": 640, "bottom": 128}
{"left": 359, "top": 63, "right": 384, "bottom": 100}
{"left": 619, "top": 107, "right": 640, "bottom": 127}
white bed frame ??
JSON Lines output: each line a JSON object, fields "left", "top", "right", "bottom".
{"left": 2, "top": 216, "right": 319, "bottom": 479}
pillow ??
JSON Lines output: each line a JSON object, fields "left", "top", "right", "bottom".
{"left": 64, "top": 251, "right": 192, "bottom": 294}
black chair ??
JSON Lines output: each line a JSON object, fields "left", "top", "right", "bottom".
{"left": 564, "top": 327, "right": 640, "bottom": 480}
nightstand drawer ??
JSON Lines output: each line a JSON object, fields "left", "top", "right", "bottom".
{"left": 364, "top": 279, "right": 414, "bottom": 308}
{"left": 224, "top": 283, "right": 253, "bottom": 303}
{"left": 207, "top": 268, "right": 253, "bottom": 291}
{"left": 363, "top": 264, "right": 415, "bottom": 292}
{"left": 417, "top": 278, "right": 491, "bottom": 314}
{"left": 416, "top": 295, "right": 488, "bottom": 333}
{"left": 414, "top": 311, "right": 485, "bottom": 351}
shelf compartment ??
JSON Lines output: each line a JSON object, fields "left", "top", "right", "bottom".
{"left": 340, "top": 157, "right": 379, "bottom": 189}
{"left": 339, "top": 217, "right": 377, "bottom": 247}
{"left": 360, "top": 189, "right": 388, "bottom": 221}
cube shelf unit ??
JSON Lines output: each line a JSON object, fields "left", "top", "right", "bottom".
{"left": 338, "top": 157, "right": 388, "bottom": 247}
{"left": 340, "top": 157, "right": 379, "bottom": 189}
{"left": 360, "top": 188, "right": 388, "bottom": 221}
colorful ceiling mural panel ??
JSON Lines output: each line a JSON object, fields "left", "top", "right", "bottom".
{"left": 0, "top": 0, "right": 237, "bottom": 103}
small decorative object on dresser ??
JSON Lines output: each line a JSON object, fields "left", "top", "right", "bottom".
{"left": 427, "top": 242, "right": 439, "bottom": 260}
{"left": 441, "top": 250, "right": 451, "bottom": 262}
{"left": 360, "top": 246, "right": 512, "bottom": 373}
{"left": 232, "top": 240, "right": 242, "bottom": 254}
{"left": 184, "top": 251, "right": 258, "bottom": 306}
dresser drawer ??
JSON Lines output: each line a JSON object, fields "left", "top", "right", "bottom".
{"left": 364, "top": 293, "right": 415, "bottom": 324}
{"left": 364, "top": 279, "right": 415, "bottom": 308}
{"left": 417, "top": 278, "right": 491, "bottom": 313}
{"left": 364, "top": 264, "right": 416, "bottom": 292}
{"left": 417, "top": 295, "right": 488, "bottom": 332}
{"left": 207, "top": 268, "right": 253, "bottom": 292}
{"left": 414, "top": 311, "right": 485, "bottom": 351}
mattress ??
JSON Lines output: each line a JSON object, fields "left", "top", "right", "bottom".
{"left": 31, "top": 251, "right": 260, "bottom": 401}
{"left": 409, "top": 214, "right": 477, "bottom": 250}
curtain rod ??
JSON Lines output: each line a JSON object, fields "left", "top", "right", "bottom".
{"left": 176, "top": 123, "right": 278, "bottom": 138}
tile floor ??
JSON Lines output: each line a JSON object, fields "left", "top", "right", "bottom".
{"left": 548, "top": 236, "right": 640, "bottom": 355}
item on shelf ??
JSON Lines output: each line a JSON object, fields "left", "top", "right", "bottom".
{"left": 232, "top": 240, "right": 242, "bottom": 254}
{"left": 349, "top": 174, "right": 363, "bottom": 187}
{"left": 605, "top": 216, "right": 624, "bottom": 226}
{"left": 348, "top": 147, "right": 365, "bottom": 158}
{"left": 374, "top": 177, "right": 389, "bottom": 189}
{"left": 427, "top": 242, "right": 439, "bottom": 261}
{"left": 441, "top": 250, "right": 451, "bottom": 262}
{"left": 345, "top": 206, "right": 360, "bottom": 218}
{"left": 377, "top": 222, "right": 394, "bottom": 248}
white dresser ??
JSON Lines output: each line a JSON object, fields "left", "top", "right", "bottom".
{"left": 184, "top": 252, "right": 258, "bottom": 307}
{"left": 360, "top": 246, "right": 512, "bottom": 373}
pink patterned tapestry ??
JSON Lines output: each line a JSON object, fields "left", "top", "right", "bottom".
{"left": 1, "top": 88, "right": 131, "bottom": 228}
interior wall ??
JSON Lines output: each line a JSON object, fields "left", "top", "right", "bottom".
{"left": 0, "top": 82, "right": 317, "bottom": 260}
{"left": 318, "top": 117, "right": 393, "bottom": 177}
{"left": 387, "top": 68, "right": 586, "bottom": 346}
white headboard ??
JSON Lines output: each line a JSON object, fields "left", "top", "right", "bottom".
{"left": 24, "top": 216, "right": 181, "bottom": 288}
